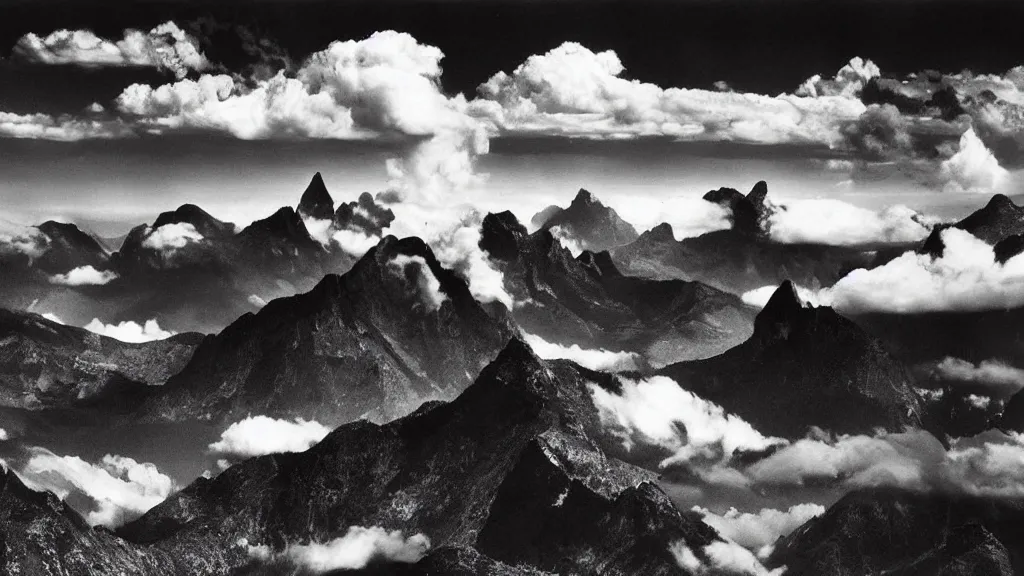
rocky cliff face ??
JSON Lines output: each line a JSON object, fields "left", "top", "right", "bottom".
{"left": 771, "top": 488, "right": 1023, "bottom": 576}
{"left": 481, "top": 211, "right": 756, "bottom": 365}
{"left": 921, "top": 194, "right": 1024, "bottom": 257}
{"left": 0, "top": 308, "right": 201, "bottom": 410}
{"left": 136, "top": 236, "right": 517, "bottom": 425}
{"left": 119, "top": 339, "right": 721, "bottom": 575}
{"left": 661, "top": 281, "right": 926, "bottom": 438}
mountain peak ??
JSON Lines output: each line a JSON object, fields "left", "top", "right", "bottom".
{"left": 480, "top": 211, "right": 529, "bottom": 261}
{"left": 748, "top": 180, "right": 769, "bottom": 206}
{"left": 985, "top": 193, "right": 1016, "bottom": 212}
{"left": 152, "top": 204, "right": 233, "bottom": 238}
{"left": 297, "top": 172, "right": 335, "bottom": 220}
{"left": 754, "top": 280, "right": 807, "bottom": 338}
{"left": 571, "top": 188, "right": 597, "bottom": 207}
{"left": 704, "top": 186, "right": 761, "bottom": 235}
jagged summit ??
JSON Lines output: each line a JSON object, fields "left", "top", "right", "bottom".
{"left": 480, "top": 211, "right": 530, "bottom": 261}
{"left": 537, "top": 188, "right": 639, "bottom": 251}
{"left": 32, "top": 220, "right": 110, "bottom": 273}
{"left": 753, "top": 280, "right": 807, "bottom": 338}
{"left": 241, "top": 206, "right": 315, "bottom": 245}
{"left": 924, "top": 193, "right": 1024, "bottom": 256}
{"left": 151, "top": 204, "right": 234, "bottom": 238}
{"left": 702, "top": 180, "right": 773, "bottom": 236}
{"left": 296, "top": 172, "right": 335, "bottom": 220}
{"left": 334, "top": 191, "right": 395, "bottom": 236}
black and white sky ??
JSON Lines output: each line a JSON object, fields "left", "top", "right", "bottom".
{"left": 2, "top": 0, "right": 1023, "bottom": 234}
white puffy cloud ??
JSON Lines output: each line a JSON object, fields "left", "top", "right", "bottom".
{"left": 13, "top": 21, "right": 209, "bottom": 79}
{"left": 49, "top": 265, "right": 118, "bottom": 286}
{"left": 549, "top": 225, "right": 584, "bottom": 256}
{"left": 0, "top": 111, "right": 128, "bottom": 141}
{"left": 694, "top": 503, "right": 825, "bottom": 556}
{"left": 14, "top": 447, "right": 173, "bottom": 527}
{"left": 471, "top": 42, "right": 866, "bottom": 145}
{"left": 523, "top": 332, "right": 640, "bottom": 372}
{"left": 247, "top": 294, "right": 268, "bottom": 308}
{"left": 931, "top": 357, "right": 1024, "bottom": 392}
{"left": 387, "top": 254, "right": 448, "bottom": 312}
{"left": 589, "top": 376, "right": 786, "bottom": 468}
{"left": 40, "top": 312, "right": 65, "bottom": 324}
{"left": 767, "top": 199, "right": 935, "bottom": 246}
{"left": 208, "top": 416, "right": 331, "bottom": 461}
{"left": 795, "top": 57, "right": 881, "bottom": 98}
{"left": 302, "top": 217, "right": 336, "bottom": 247}
{"left": 389, "top": 206, "right": 514, "bottom": 309}
{"left": 84, "top": 318, "right": 175, "bottom": 343}
{"left": 744, "top": 228, "right": 1024, "bottom": 314}
{"left": 669, "top": 541, "right": 704, "bottom": 572}
{"left": 0, "top": 428, "right": 9, "bottom": 441}
{"left": 703, "top": 540, "right": 785, "bottom": 576}
{"left": 967, "top": 394, "right": 993, "bottom": 410}
{"left": 0, "top": 219, "right": 48, "bottom": 258}
{"left": 939, "top": 128, "right": 1010, "bottom": 194}
{"left": 333, "top": 228, "right": 381, "bottom": 257}
{"left": 741, "top": 284, "right": 823, "bottom": 309}
{"left": 141, "top": 222, "right": 204, "bottom": 250}
{"left": 247, "top": 526, "right": 430, "bottom": 572}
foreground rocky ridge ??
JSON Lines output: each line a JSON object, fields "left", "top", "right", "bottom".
{"left": 2, "top": 340, "right": 732, "bottom": 575}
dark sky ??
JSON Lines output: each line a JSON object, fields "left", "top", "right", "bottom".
{"left": 2, "top": 0, "right": 1024, "bottom": 114}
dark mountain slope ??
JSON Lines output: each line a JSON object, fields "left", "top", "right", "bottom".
{"left": 481, "top": 211, "right": 755, "bottom": 365}
{"left": 535, "top": 188, "right": 639, "bottom": 251}
{"left": 661, "top": 281, "right": 925, "bottom": 438}
{"left": 771, "top": 488, "right": 1024, "bottom": 576}
{"left": 0, "top": 308, "right": 201, "bottom": 410}
{"left": 922, "top": 194, "right": 1024, "bottom": 256}
{"left": 136, "top": 235, "right": 517, "bottom": 425}
{"left": 120, "top": 339, "right": 722, "bottom": 575}
{"left": 296, "top": 172, "right": 335, "bottom": 220}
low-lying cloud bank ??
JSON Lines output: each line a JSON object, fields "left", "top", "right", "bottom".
{"left": 589, "top": 376, "right": 786, "bottom": 468}
{"left": 245, "top": 526, "right": 430, "bottom": 573}
{"left": 48, "top": 265, "right": 119, "bottom": 286}
{"left": 670, "top": 539, "right": 784, "bottom": 576}
{"left": 12, "top": 447, "right": 174, "bottom": 527}
{"left": 524, "top": 332, "right": 640, "bottom": 372}
{"left": 694, "top": 503, "right": 825, "bottom": 558}
{"left": 387, "top": 254, "right": 449, "bottom": 312}
{"left": 744, "top": 228, "right": 1024, "bottom": 313}
{"left": 84, "top": 318, "right": 175, "bottom": 342}
{"left": 930, "top": 357, "right": 1024, "bottom": 393}
{"left": 767, "top": 199, "right": 936, "bottom": 246}
{"left": 208, "top": 416, "right": 331, "bottom": 462}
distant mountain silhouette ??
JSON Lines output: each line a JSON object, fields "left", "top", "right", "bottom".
{"left": 481, "top": 210, "right": 756, "bottom": 365}
{"left": 533, "top": 188, "right": 639, "bottom": 251}
{"left": 922, "top": 194, "right": 1024, "bottom": 257}
{"left": 296, "top": 172, "right": 335, "bottom": 220}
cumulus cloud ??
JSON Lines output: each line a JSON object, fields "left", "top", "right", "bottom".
{"left": 0, "top": 219, "right": 48, "bottom": 258}
{"left": 744, "top": 228, "right": 1024, "bottom": 314}
{"left": 116, "top": 31, "right": 489, "bottom": 204}
{"left": 13, "top": 447, "right": 173, "bottom": 527}
{"left": 796, "top": 56, "right": 881, "bottom": 99}
{"left": 49, "top": 265, "right": 119, "bottom": 286}
{"left": 246, "top": 526, "right": 430, "bottom": 572}
{"left": 248, "top": 294, "right": 268, "bottom": 308}
{"left": 694, "top": 503, "right": 825, "bottom": 557}
{"left": 141, "top": 222, "right": 204, "bottom": 250}
{"left": 40, "top": 312, "right": 65, "bottom": 324}
{"left": 669, "top": 541, "right": 704, "bottom": 572}
{"left": 703, "top": 539, "right": 785, "bottom": 576}
{"left": 939, "top": 128, "right": 1010, "bottom": 193}
{"left": 523, "top": 332, "right": 640, "bottom": 372}
{"left": 333, "top": 228, "right": 381, "bottom": 257}
{"left": 335, "top": 192, "right": 396, "bottom": 237}
{"left": 389, "top": 207, "right": 513, "bottom": 309}
{"left": 931, "top": 357, "right": 1024, "bottom": 393}
{"left": 387, "top": 254, "right": 448, "bottom": 312}
{"left": 767, "top": 199, "right": 935, "bottom": 246}
{"left": 13, "top": 21, "right": 209, "bottom": 79}
{"left": 0, "top": 428, "right": 9, "bottom": 441}
{"left": 471, "top": 42, "right": 866, "bottom": 146}
{"left": 549, "top": 225, "right": 584, "bottom": 256}
{"left": 589, "top": 376, "right": 786, "bottom": 468}
{"left": 84, "top": 318, "right": 175, "bottom": 343}
{"left": 208, "top": 416, "right": 331, "bottom": 462}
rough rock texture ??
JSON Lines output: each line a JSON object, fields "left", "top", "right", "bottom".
{"left": 295, "top": 172, "right": 335, "bottom": 221}
{"left": 33, "top": 221, "right": 110, "bottom": 275}
{"left": 771, "top": 488, "right": 1023, "bottom": 576}
{"left": 536, "top": 189, "right": 639, "bottom": 251}
{"left": 0, "top": 466, "right": 179, "bottom": 575}
{"left": 136, "top": 236, "right": 517, "bottom": 425}
{"left": 481, "top": 211, "right": 756, "bottom": 365}
{"left": 998, "top": 387, "right": 1024, "bottom": 433}
{"left": 661, "top": 281, "right": 926, "bottom": 438}
{"left": 120, "top": 339, "right": 721, "bottom": 575}
{"left": 0, "top": 308, "right": 201, "bottom": 410}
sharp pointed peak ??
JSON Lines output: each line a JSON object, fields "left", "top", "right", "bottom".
{"left": 984, "top": 193, "right": 1018, "bottom": 211}
{"left": 754, "top": 280, "right": 809, "bottom": 338}
{"left": 298, "top": 172, "right": 335, "bottom": 220}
